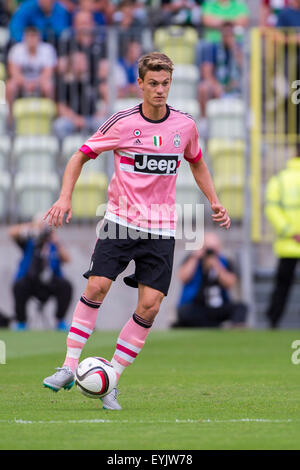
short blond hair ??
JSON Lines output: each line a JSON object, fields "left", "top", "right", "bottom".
{"left": 138, "top": 52, "right": 174, "bottom": 80}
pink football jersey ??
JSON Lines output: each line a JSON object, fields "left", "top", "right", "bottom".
{"left": 80, "top": 103, "right": 202, "bottom": 235}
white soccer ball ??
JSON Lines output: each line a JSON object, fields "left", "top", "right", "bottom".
{"left": 75, "top": 357, "right": 117, "bottom": 399}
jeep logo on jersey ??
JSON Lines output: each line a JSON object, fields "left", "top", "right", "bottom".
{"left": 134, "top": 154, "right": 178, "bottom": 175}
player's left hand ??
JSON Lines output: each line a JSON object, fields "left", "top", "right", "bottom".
{"left": 211, "top": 203, "right": 231, "bottom": 230}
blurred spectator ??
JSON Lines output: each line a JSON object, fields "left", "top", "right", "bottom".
{"left": 0, "top": 0, "right": 10, "bottom": 26}
{"left": 172, "top": 232, "right": 247, "bottom": 328}
{"left": 197, "top": 22, "right": 243, "bottom": 117}
{"left": 57, "top": 9, "right": 106, "bottom": 87}
{"left": 9, "top": 217, "right": 73, "bottom": 331}
{"left": 113, "top": 0, "right": 145, "bottom": 57}
{"left": 97, "top": 56, "right": 126, "bottom": 113}
{"left": 9, "top": 0, "right": 71, "bottom": 43}
{"left": 98, "top": 41, "right": 143, "bottom": 112}
{"left": 6, "top": 26, "right": 57, "bottom": 120}
{"left": 259, "top": 0, "right": 288, "bottom": 27}
{"left": 276, "top": 0, "right": 300, "bottom": 26}
{"left": 264, "top": 144, "right": 300, "bottom": 329}
{"left": 74, "top": 0, "right": 115, "bottom": 25}
{"left": 160, "top": 0, "right": 204, "bottom": 26}
{"left": 202, "top": 0, "right": 249, "bottom": 43}
{"left": 117, "top": 40, "right": 143, "bottom": 98}
{"left": 58, "top": 0, "right": 79, "bottom": 13}
{"left": 0, "top": 310, "right": 10, "bottom": 327}
{"left": 53, "top": 51, "right": 103, "bottom": 140}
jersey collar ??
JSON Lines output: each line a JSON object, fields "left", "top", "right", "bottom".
{"left": 139, "top": 103, "right": 170, "bottom": 124}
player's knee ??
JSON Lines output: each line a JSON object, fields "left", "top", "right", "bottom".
{"left": 85, "top": 277, "right": 110, "bottom": 301}
{"left": 139, "top": 300, "right": 161, "bottom": 320}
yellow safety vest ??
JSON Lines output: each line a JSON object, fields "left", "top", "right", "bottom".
{"left": 265, "top": 158, "right": 300, "bottom": 258}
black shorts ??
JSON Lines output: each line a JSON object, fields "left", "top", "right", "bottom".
{"left": 83, "top": 221, "right": 175, "bottom": 296}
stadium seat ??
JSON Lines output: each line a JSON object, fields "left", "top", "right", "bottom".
{"left": 176, "top": 156, "right": 205, "bottom": 221}
{"left": 208, "top": 138, "right": 245, "bottom": 220}
{"left": 61, "top": 134, "right": 84, "bottom": 163}
{"left": 207, "top": 98, "right": 245, "bottom": 139}
{"left": 112, "top": 98, "right": 141, "bottom": 113}
{"left": 154, "top": 26, "right": 198, "bottom": 64}
{"left": 176, "top": 138, "right": 205, "bottom": 187}
{"left": 12, "top": 98, "right": 56, "bottom": 135}
{"left": 0, "top": 136, "right": 11, "bottom": 171}
{"left": 0, "top": 62, "right": 5, "bottom": 81}
{"left": 0, "top": 103, "right": 7, "bottom": 135}
{"left": 0, "top": 26, "right": 9, "bottom": 50}
{"left": 177, "top": 159, "right": 197, "bottom": 186}
{"left": 61, "top": 134, "right": 108, "bottom": 173}
{"left": 13, "top": 135, "right": 59, "bottom": 172}
{"left": 208, "top": 138, "right": 245, "bottom": 166}
{"left": 14, "top": 171, "right": 60, "bottom": 220}
{"left": 167, "top": 98, "right": 200, "bottom": 121}
{"left": 208, "top": 137, "right": 244, "bottom": 159}
{"left": 72, "top": 172, "right": 108, "bottom": 219}
{"left": 175, "top": 139, "right": 205, "bottom": 220}
{"left": 0, "top": 171, "right": 10, "bottom": 220}
{"left": 175, "top": 187, "right": 201, "bottom": 222}
{"left": 168, "top": 64, "right": 199, "bottom": 101}
{"left": 213, "top": 178, "right": 244, "bottom": 221}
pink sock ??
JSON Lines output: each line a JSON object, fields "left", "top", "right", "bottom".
{"left": 63, "top": 295, "right": 102, "bottom": 372}
{"left": 111, "top": 313, "right": 152, "bottom": 380}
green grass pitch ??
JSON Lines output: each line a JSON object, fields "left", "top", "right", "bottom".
{"left": 0, "top": 328, "right": 300, "bottom": 450}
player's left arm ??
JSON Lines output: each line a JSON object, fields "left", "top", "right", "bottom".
{"left": 189, "top": 158, "right": 231, "bottom": 230}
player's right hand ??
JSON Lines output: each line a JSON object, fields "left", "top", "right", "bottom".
{"left": 43, "top": 197, "right": 72, "bottom": 227}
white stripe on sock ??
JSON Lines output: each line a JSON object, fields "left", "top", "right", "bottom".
{"left": 117, "top": 338, "right": 141, "bottom": 354}
{"left": 114, "top": 349, "right": 135, "bottom": 363}
{"left": 68, "top": 332, "right": 87, "bottom": 344}
{"left": 71, "top": 322, "right": 93, "bottom": 335}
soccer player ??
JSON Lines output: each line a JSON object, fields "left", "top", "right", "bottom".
{"left": 43, "top": 52, "right": 231, "bottom": 409}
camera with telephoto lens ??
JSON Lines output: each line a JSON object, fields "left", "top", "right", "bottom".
{"left": 35, "top": 226, "right": 52, "bottom": 247}
{"left": 203, "top": 248, "right": 216, "bottom": 258}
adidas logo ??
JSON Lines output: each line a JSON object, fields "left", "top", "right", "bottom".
{"left": 134, "top": 138, "right": 142, "bottom": 145}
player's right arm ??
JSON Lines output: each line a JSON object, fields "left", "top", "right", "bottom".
{"left": 45, "top": 114, "right": 121, "bottom": 227}
{"left": 44, "top": 150, "right": 90, "bottom": 227}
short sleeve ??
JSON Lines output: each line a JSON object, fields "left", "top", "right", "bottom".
{"left": 202, "top": 2, "right": 215, "bottom": 15}
{"left": 8, "top": 44, "right": 22, "bottom": 64}
{"left": 79, "top": 119, "right": 121, "bottom": 159}
{"left": 184, "top": 121, "right": 202, "bottom": 164}
{"left": 236, "top": 1, "right": 250, "bottom": 16}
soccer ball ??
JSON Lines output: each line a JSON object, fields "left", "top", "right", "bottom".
{"left": 75, "top": 357, "right": 117, "bottom": 399}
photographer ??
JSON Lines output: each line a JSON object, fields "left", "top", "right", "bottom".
{"left": 173, "top": 232, "right": 247, "bottom": 328}
{"left": 8, "top": 216, "right": 73, "bottom": 330}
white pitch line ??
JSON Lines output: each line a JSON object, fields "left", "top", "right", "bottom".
{"left": 0, "top": 418, "right": 294, "bottom": 425}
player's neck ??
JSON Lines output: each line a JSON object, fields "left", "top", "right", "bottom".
{"left": 141, "top": 102, "right": 167, "bottom": 122}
